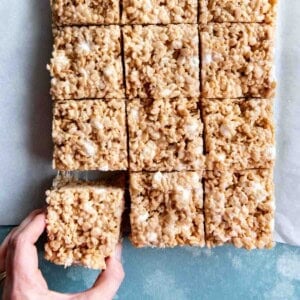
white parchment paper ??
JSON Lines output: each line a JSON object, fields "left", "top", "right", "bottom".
{"left": 0, "top": 1, "right": 299, "bottom": 246}
{"left": 273, "top": 1, "right": 300, "bottom": 246}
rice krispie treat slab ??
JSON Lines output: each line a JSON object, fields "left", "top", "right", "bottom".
{"left": 200, "top": 23, "right": 276, "bottom": 99}
{"left": 53, "top": 99, "right": 127, "bottom": 171}
{"left": 48, "top": 26, "right": 124, "bottom": 100}
{"left": 51, "top": 0, "right": 120, "bottom": 25}
{"left": 204, "top": 169, "right": 274, "bottom": 250}
{"left": 130, "top": 171, "right": 205, "bottom": 247}
{"left": 128, "top": 97, "right": 204, "bottom": 172}
{"left": 122, "top": 0, "right": 197, "bottom": 24}
{"left": 203, "top": 98, "right": 275, "bottom": 171}
{"left": 123, "top": 25, "right": 200, "bottom": 99}
{"left": 45, "top": 177, "right": 124, "bottom": 269}
{"left": 200, "top": 0, "right": 277, "bottom": 24}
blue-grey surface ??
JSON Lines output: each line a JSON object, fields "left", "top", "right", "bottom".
{"left": 1, "top": 228, "right": 300, "bottom": 300}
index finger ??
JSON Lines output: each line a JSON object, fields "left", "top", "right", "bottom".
{"left": 6, "top": 213, "right": 46, "bottom": 277}
{"left": 0, "top": 210, "right": 44, "bottom": 272}
{"left": 16, "top": 212, "right": 46, "bottom": 245}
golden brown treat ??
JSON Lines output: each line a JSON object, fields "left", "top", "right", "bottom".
{"left": 204, "top": 169, "right": 275, "bottom": 250}
{"left": 50, "top": 0, "right": 120, "bottom": 25}
{"left": 128, "top": 97, "right": 204, "bottom": 172}
{"left": 200, "top": 23, "right": 276, "bottom": 99}
{"left": 123, "top": 25, "right": 200, "bottom": 99}
{"left": 122, "top": 0, "right": 197, "bottom": 24}
{"left": 130, "top": 171, "right": 205, "bottom": 248}
{"left": 203, "top": 98, "right": 275, "bottom": 171}
{"left": 48, "top": 26, "right": 124, "bottom": 100}
{"left": 200, "top": 0, "right": 277, "bottom": 24}
{"left": 45, "top": 176, "right": 124, "bottom": 269}
{"left": 52, "top": 99, "right": 128, "bottom": 171}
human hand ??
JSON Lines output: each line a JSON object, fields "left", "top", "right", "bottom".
{"left": 0, "top": 209, "right": 125, "bottom": 300}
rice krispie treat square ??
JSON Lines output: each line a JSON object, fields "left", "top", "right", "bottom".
{"left": 130, "top": 171, "right": 205, "bottom": 247}
{"left": 51, "top": 0, "right": 120, "bottom": 25}
{"left": 204, "top": 169, "right": 274, "bottom": 250}
{"left": 203, "top": 98, "right": 275, "bottom": 171}
{"left": 53, "top": 99, "right": 127, "bottom": 171}
{"left": 122, "top": 0, "right": 197, "bottom": 24}
{"left": 200, "top": 23, "right": 276, "bottom": 99}
{"left": 45, "top": 177, "right": 124, "bottom": 269}
{"left": 123, "top": 25, "right": 200, "bottom": 99}
{"left": 200, "top": 0, "right": 277, "bottom": 24}
{"left": 128, "top": 98, "right": 204, "bottom": 172}
{"left": 48, "top": 26, "right": 124, "bottom": 100}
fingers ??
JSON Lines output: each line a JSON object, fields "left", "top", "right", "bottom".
{"left": 6, "top": 213, "right": 46, "bottom": 278}
{"left": 84, "top": 244, "right": 125, "bottom": 300}
{"left": 16, "top": 212, "right": 46, "bottom": 245}
{"left": 6, "top": 209, "right": 44, "bottom": 246}
{"left": 0, "top": 209, "right": 44, "bottom": 272}
{"left": 18, "top": 209, "right": 44, "bottom": 230}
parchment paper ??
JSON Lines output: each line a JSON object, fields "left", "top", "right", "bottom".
{"left": 273, "top": 1, "right": 300, "bottom": 246}
{"left": 0, "top": 1, "right": 299, "bottom": 246}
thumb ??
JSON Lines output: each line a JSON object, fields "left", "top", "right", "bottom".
{"left": 84, "top": 244, "right": 125, "bottom": 300}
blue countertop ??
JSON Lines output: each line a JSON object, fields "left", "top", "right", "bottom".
{"left": 1, "top": 227, "right": 300, "bottom": 299}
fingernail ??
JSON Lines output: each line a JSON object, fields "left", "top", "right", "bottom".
{"left": 114, "top": 243, "right": 122, "bottom": 261}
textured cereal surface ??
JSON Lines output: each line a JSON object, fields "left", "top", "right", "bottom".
{"left": 204, "top": 169, "right": 274, "bottom": 250}
{"left": 48, "top": 26, "right": 124, "bottom": 100}
{"left": 130, "top": 171, "right": 205, "bottom": 248}
{"left": 123, "top": 25, "right": 200, "bottom": 99}
{"left": 128, "top": 98, "right": 204, "bottom": 172}
{"left": 45, "top": 178, "right": 124, "bottom": 269}
{"left": 201, "top": 23, "right": 276, "bottom": 99}
{"left": 200, "top": 0, "right": 277, "bottom": 24}
{"left": 122, "top": 0, "right": 197, "bottom": 24}
{"left": 203, "top": 98, "right": 275, "bottom": 171}
{"left": 51, "top": 0, "right": 120, "bottom": 25}
{"left": 53, "top": 100, "right": 127, "bottom": 171}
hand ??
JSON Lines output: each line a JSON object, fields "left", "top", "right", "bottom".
{"left": 0, "top": 210, "right": 125, "bottom": 300}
